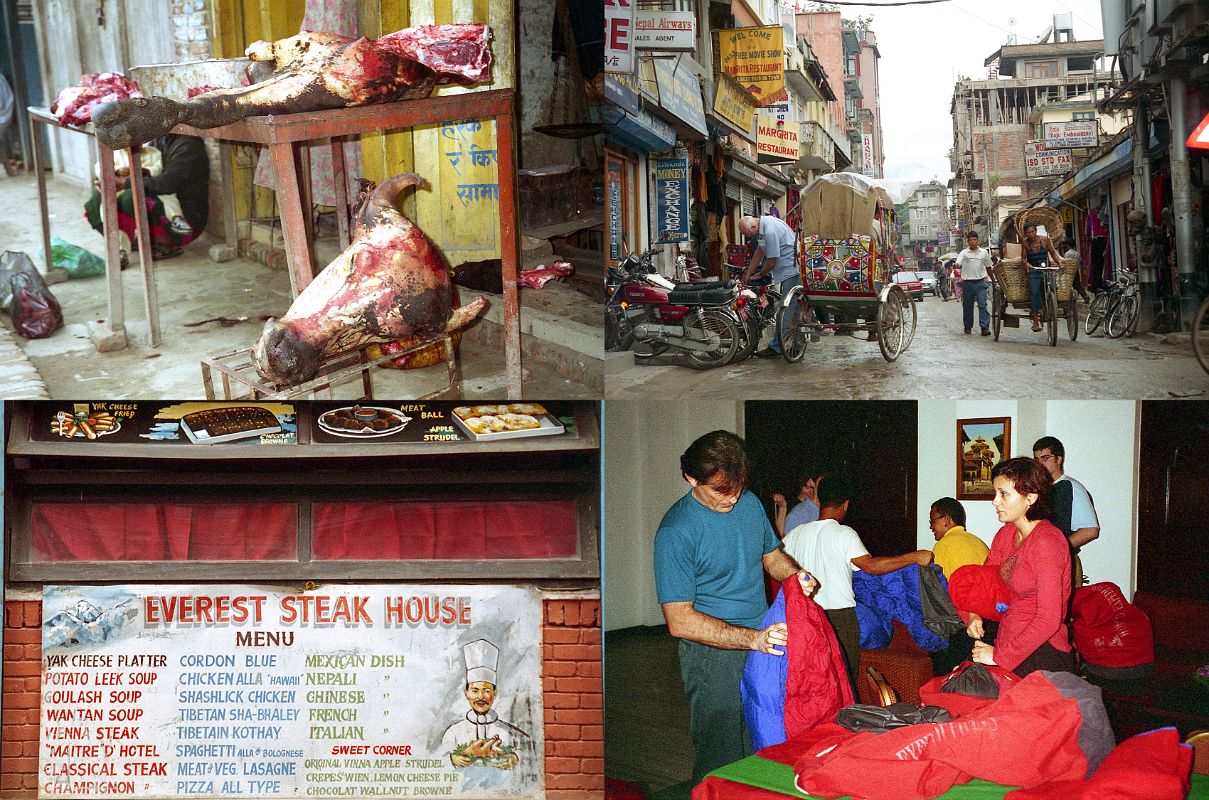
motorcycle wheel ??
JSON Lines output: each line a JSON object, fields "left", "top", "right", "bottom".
{"left": 605, "top": 305, "right": 633, "bottom": 352}
{"left": 682, "top": 308, "right": 740, "bottom": 370}
{"left": 730, "top": 315, "right": 761, "bottom": 363}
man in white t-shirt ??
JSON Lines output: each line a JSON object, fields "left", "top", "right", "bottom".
{"left": 955, "top": 231, "right": 993, "bottom": 336}
{"left": 782, "top": 474, "right": 934, "bottom": 694}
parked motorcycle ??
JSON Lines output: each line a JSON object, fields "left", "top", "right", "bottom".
{"left": 727, "top": 265, "right": 782, "bottom": 362}
{"left": 605, "top": 247, "right": 741, "bottom": 369}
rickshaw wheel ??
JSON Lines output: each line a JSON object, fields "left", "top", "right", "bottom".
{"left": 776, "top": 286, "right": 809, "bottom": 363}
{"left": 1045, "top": 289, "right": 1058, "bottom": 347}
{"left": 1065, "top": 296, "right": 1079, "bottom": 341}
{"left": 877, "top": 286, "right": 909, "bottom": 362}
{"left": 992, "top": 286, "right": 1004, "bottom": 341}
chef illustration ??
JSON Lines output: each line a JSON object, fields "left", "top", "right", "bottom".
{"left": 440, "top": 639, "right": 531, "bottom": 769}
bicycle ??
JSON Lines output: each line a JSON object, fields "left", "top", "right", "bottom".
{"left": 1193, "top": 293, "right": 1209, "bottom": 376}
{"left": 1085, "top": 271, "right": 1138, "bottom": 338}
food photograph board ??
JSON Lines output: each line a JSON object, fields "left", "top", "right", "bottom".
{"left": 308, "top": 402, "right": 573, "bottom": 444}
{"left": 26, "top": 403, "right": 297, "bottom": 446}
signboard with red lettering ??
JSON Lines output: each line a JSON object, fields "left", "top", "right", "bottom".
{"left": 38, "top": 584, "right": 543, "bottom": 799}
{"left": 605, "top": 0, "right": 636, "bottom": 73}
{"left": 1025, "top": 141, "right": 1072, "bottom": 177}
{"left": 718, "top": 26, "right": 787, "bottom": 107}
{"left": 756, "top": 115, "right": 800, "bottom": 162}
{"left": 861, "top": 133, "right": 875, "bottom": 177}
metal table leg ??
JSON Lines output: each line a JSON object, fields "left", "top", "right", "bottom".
{"left": 30, "top": 116, "right": 52, "bottom": 274}
{"left": 97, "top": 145, "right": 126, "bottom": 342}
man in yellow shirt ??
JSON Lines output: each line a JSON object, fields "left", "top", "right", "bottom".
{"left": 929, "top": 497, "right": 989, "bottom": 579}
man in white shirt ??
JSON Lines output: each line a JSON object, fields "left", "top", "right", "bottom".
{"left": 956, "top": 232, "right": 993, "bottom": 336}
{"left": 782, "top": 474, "right": 934, "bottom": 694}
{"left": 738, "top": 214, "right": 800, "bottom": 358}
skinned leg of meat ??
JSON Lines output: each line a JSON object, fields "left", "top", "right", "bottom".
{"left": 93, "top": 35, "right": 439, "bottom": 149}
{"left": 252, "top": 173, "right": 487, "bottom": 387}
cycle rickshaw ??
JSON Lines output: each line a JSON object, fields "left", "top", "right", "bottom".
{"left": 990, "top": 207, "right": 1080, "bottom": 346}
{"left": 776, "top": 173, "right": 917, "bottom": 363}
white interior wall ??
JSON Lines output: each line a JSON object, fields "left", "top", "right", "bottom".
{"left": 604, "top": 401, "right": 744, "bottom": 631}
{"left": 917, "top": 400, "right": 1138, "bottom": 595}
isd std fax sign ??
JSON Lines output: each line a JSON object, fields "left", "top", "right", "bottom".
{"left": 654, "top": 159, "right": 689, "bottom": 243}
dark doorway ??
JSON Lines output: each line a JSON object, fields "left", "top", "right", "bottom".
{"left": 1138, "top": 401, "right": 1209, "bottom": 601}
{"left": 743, "top": 401, "right": 918, "bottom": 556}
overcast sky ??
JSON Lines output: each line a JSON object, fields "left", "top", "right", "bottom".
{"left": 856, "top": 0, "right": 1106, "bottom": 183}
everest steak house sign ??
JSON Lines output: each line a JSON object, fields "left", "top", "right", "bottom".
{"left": 38, "top": 584, "right": 544, "bottom": 799}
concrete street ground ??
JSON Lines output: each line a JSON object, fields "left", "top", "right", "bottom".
{"left": 606, "top": 292, "right": 1209, "bottom": 399}
{"left": 0, "top": 170, "right": 600, "bottom": 399}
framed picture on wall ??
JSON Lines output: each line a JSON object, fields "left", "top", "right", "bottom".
{"left": 957, "top": 417, "right": 1011, "bottom": 500}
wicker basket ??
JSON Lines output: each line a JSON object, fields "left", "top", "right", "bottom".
{"left": 1015, "top": 207, "right": 1063, "bottom": 240}
{"left": 995, "top": 259, "right": 1030, "bottom": 304}
{"left": 1056, "top": 258, "right": 1078, "bottom": 303}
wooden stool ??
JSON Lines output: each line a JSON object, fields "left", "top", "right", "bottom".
{"left": 201, "top": 335, "right": 460, "bottom": 400}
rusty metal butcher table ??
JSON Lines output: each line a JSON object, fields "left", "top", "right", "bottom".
{"left": 172, "top": 88, "right": 524, "bottom": 399}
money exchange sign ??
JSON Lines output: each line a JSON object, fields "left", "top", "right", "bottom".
{"left": 654, "top": 158, "right": 689, "bottom": 243}
{"left": 38, "top": 584, "right": 544, "bottom": 799}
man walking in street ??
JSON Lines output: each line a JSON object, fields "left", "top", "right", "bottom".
{"left": 654, "top": 431, "right": 816, "bottom": 784}
{"left": 956, "top": 232, "right": 993, "bottom": 336}
{"left": 781, "top": 473, "right": 934, "bottom": 695}
{"left": 738, "top": 214, "right": 800, "bottom": 358}
{"left": 1033, "top": 436, "right": 1099, "bottom": 587}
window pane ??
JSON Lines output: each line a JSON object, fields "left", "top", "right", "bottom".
{"left": 31, "top": 503, "right": 298, "bottom": 561}
{"left": 312, "top": 500, "right": 580, "bottom": 560}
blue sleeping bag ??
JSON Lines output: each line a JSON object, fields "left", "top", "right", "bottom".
{"left": 853, "top": 563, "right": 950, "bottom": 652}
{"left": 741, "top": 588, "right": 789, "bottom": 750}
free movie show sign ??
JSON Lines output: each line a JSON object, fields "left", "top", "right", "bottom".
{"left": 38, "top": 584, "right": 543, "bottom": 799}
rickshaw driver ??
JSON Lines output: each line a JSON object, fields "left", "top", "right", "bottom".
{"left": 1022, "top": 222, "right": 1064, "bottom": 332}
{"left": 737, "top": 214, "right": 801, "bottom": 358}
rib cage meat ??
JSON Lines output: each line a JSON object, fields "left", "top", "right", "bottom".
{"left": 92, "top": 24, "right": 492, "bottom": 149}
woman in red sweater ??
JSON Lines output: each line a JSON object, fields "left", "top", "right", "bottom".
{"left": 967, "top": 456, "right": 1075, "bottom": 676}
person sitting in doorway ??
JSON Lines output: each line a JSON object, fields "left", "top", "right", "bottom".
{"left": 84, "top": 133, "right": 209, "bottom": 264}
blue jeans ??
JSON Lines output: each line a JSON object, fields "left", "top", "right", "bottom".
{"left": 962, "top": 278, "right": 989, "bottom": 332}
{"left": 769, "top": 273, "right": 802, "bottom": 353}
{"left": 1028, "top": 269, "right": 1044, "bottom": 313}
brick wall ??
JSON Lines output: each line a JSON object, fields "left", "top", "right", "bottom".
{"left": 2, "top": 596, "right": 604, "bottom": 800}
{"left": 169, "top": 0, "right": 213, "bottom": 61}
{"left": 2, "top": 600, "right": 39, "bottom": 798}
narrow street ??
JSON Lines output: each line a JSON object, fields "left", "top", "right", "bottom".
{"left": 605, "top": 293, "right": 1209, "bottom": 399}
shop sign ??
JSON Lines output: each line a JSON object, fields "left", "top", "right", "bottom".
{"left": 1044, "top": 120, "right": 1098, "bottom": 149}
{"left": 605, "top": 0, "right": 636, "bottom": 73}
{"left": 652, "top": 58, "right": 707, "bottom": 136}
{"left": 29, "top": 402, "right": 297, "bottom": 445}
{"left": 937, "top": 230, "right": 950, "bottom": 246}
{"left": 633, "top": 10, "right": 696, "bottom": 50}
{"left": 309, "top": 402, "right": 572, "bottom": 443}
{"left": 713, "top": 74, "right": 756, "bottom": 135}
{"left": 717, "top": 26, "right": 787, "bottom": 107}
{"left": 756, "top": 115, "right": 799, "bottom": 162}
{"left": 604, "top": 69, "right": 641, "bottom": 116}
{"left": 38, "top": 583, "right": 545, "bottom": 799}
{"left": 1025, "top": 141, "right": 1072, "bottom": 177}
{"left": 861, "top": 133, "right": 875, "bottom": 177}
{"left": 608, "top": 160, "right": 624, "bottom": 260}
{"left": 654, "top": 158, "right": 689, "bottom": 243}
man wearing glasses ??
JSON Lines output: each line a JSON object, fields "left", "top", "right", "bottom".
{"left": 928, "top": 497, "right": 989, "bottom": 580}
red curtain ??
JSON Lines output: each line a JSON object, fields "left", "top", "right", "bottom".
{"left": 312, "top": 500, "right": 579, "bottom": 560}
{"left": 31, "top": 503, "right": 297, "bottom": 561}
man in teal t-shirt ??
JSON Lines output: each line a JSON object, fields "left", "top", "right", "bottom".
{"left": 654, "top": 430, "right": 815, "bottom": 784}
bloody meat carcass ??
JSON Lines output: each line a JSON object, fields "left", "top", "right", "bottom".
{"left": 251, "top": 172, "right": 487, "bottom": 387}
{"left": 92, "top": 24, "right": 492, "bottom": 149}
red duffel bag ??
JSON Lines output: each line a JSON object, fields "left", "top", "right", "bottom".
{"left": 948, "top": 564, "right": 1011, "bottom": 622}
{"left": 1070, "top": 582, "right": 1153, "bottom": 675}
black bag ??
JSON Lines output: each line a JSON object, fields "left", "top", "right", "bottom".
{"left": 835, "top": 702, "right": 952, "bottom": 734}
{"left": 919, "top": 563, "right": 965, "bottom": 638}
{"left": 940, "top": 662, "right": 1001, "bottom": 699}
{"left": 10, "top": 267, "right": 64, "bottom": 339}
